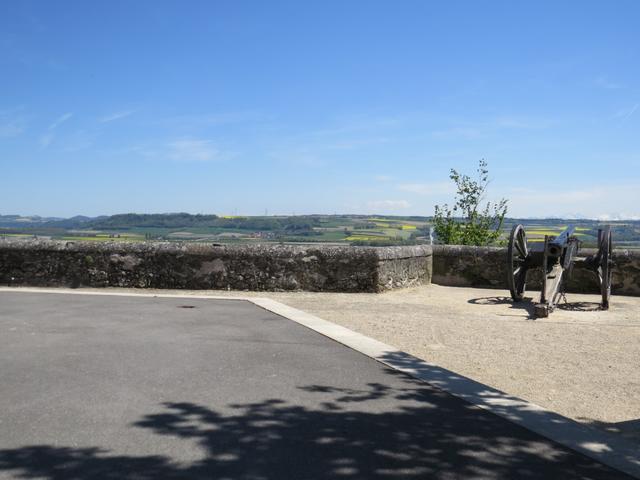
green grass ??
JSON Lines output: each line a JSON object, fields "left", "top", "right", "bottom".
{"left": 312, "top": 231, "right": 348, "bottom": 241}
{"left": 59, "top": 235, "right": 145, "bottom": 242}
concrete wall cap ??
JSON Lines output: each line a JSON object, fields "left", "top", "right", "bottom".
{"left": 0, "top": 238, "right": 432, "bottom": 259}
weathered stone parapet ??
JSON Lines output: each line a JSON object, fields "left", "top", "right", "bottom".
{"left": 376, "top": 245, "right": 434, "bottom": 290}
{"left": 432, "top": 245, "right": 505, "bottom": 288}
{"left": 0, "top": 239, "right": 432, "bottom": 293}
{"left": 432, "top": 244, "right": 640, "bottom": 296}
{"left": 593, "top": 248, "right": 640, "bottom": 296}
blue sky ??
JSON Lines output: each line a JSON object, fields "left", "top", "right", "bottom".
{"left": 1, "top": 1, "right": 639, "bottom": 219}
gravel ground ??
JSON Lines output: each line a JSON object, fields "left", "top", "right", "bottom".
{"left": 7, "top": 285, "right": 640, "bottom": 442}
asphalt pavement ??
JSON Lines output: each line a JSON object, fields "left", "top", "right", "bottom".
{"left": 0, "top": 291, "right": 634, "bottom": 479}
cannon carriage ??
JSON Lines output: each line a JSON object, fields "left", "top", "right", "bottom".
{"left": 506, "top": 224, "right": 613, "bottom": 317}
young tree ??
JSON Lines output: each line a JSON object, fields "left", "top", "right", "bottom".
{"left": 433, "top": 159, "right": 508, "bottom": 245}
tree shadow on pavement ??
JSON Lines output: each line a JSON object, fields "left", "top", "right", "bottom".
{"left": 580, "top": 418, "right": 640, "bottom": 442}
{"left": 0, "top": 372, "right": 633, "bottom": 480}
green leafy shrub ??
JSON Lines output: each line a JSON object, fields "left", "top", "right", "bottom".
{"left": 433, "top": 160, "right": 508, "bottom": 246}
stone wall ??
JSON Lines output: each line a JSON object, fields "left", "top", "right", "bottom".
{"left": 432, "top": 245, "right": 640, "bottom": 296}
{"left": 3, "top": 238, "right": 636, "bottom": 296}
{"left": 0, "top": 239, "right": 432, "bottom": 293}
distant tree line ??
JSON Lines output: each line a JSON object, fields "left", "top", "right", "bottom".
{"left": 86, "top": 213, "right": 322, "bottom": 232}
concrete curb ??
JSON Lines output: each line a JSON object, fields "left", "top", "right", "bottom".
{"left": 2, "top": 286, "right": 639, "bottom": 478}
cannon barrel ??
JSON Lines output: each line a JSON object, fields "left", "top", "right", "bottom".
{"left": 505, "top": 223, "right": 612, "bottom": 318}
{"left": 547, "top": 226, "right": 576, "bottom": 257}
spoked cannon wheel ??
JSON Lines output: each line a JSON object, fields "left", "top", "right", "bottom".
{"left": 597, "top": 226, "right": 613, "bottom": 309}
{"left": 507, "top": 224, "right": 529, "bottom": 301}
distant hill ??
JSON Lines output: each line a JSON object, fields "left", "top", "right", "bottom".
{"left": 87, "top": 213, "right": 221, "bottom": 229}
{"left": 85, "top": 213, "right": 297, "bottom": 231}
{"left": 44, "top": 215, "right": 102, "bottom": 229}
{"left": 0, "top": 215, "right": 63, "bottom": 228}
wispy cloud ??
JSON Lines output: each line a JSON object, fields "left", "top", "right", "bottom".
{"left": 61, "top": 130, "right": 95, "bottom": 152}
{"left": 326, "top": 137, "right": 391, "bottom": 150}
{"left": 48, "top": 112, "right": 73, "bottom": 130}
{"left": 112, "top": 137, "right": 230, "bottom": 163}
{"left": 0, "top": 121, "right": 25, "bottom": 138}
{"left": 594, "top": 75, "right": 622, "bottom": 90}
{"left": 308, "top": 115, "right": 403, "bottom": 138}
{"left": 611, "top": 103, "right": 639, "bottom": 123}
{"left": 430, "top": 116, "right": 549, "bottom": 140}
{"left": 595, "top": 212, "right": 640, "bottom": 221}
{"left": 159, "top": 111, "right": 271, "bottom": 130}
{"left": 39, "top": 132, "right": 54, "bottom": 148}
{"left": 490, "top": 116, "right": 550, "bottom": 129}
{"left": 40, "top": 112, "right": 73, "bottom": 148}
{"left": 431, "top": 127, "right": 483, "bottom": 140}
{"left": 0, "top": 108, "right": 27, "bottom": 138}
{"left": 505, "top": 184, "right": 640, "bottom": 219}
{"left": 167, "top": 138, "right": 220, "bottom": 162}
{"left": 99, "top": 110, "right": 135, "bottom": 123}
{"left": 367, "top": 199, "right": 411, "bottom": 210}
{"left": 269, "top": 150, "right": 327, "bottom": 168}
{"left": 266, "top": 114, "right": 404, "bottom": 168}
{"left": 374, "top": 175, "right": 392, "bottom": 182}
{"left": 397, "top": 182, "right": 454, "bottom": 195}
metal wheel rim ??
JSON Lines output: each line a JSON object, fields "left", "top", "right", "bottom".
{"left": 507, "top": 224, "right": 528, "bottom": 301}
{"left": 600, "top": 226, "right": 612, "bottom": 309}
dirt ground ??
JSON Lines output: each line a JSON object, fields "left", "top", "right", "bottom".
{"left": 7, "top": 284, "right": 640, "bottom": 442}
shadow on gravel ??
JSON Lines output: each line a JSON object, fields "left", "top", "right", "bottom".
{"left": 468, "top": 296, "right": 606, "bottom": 318}
{"left": 467, "top": 296, "right": 537, "bottom": 318}
{"left": 0, "top": 377, "right": 632, "bottom": 479}
{"left": 556, "top": 301, "right": 602, "bottom": 312}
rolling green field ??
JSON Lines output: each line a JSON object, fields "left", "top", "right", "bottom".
{"left": 2, "top": 214, "right": 639, "bottom": 248}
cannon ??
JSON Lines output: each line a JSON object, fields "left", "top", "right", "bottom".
{"left": 506, "top": 224, "right": 613, "bottom": 317}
